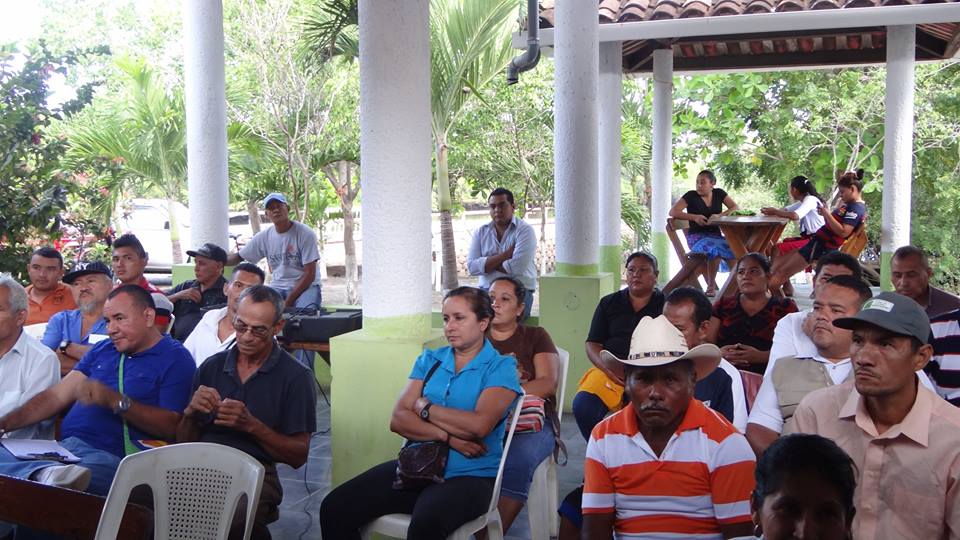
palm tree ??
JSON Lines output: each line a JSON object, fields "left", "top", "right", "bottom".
{"left": 65, "top": 57, "right": 266, "bottom": 264}
{"left": 304, "top": 0, "right": 518, "bottom": 291}
{"left": 66, "top": 57, "right": 188, "bottom": 263}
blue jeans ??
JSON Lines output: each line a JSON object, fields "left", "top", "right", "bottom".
{"left": 0, "top": 437, "right": 122, "bottom": 496}
{"left": 522, "top": 288, "right": 535, "bottom": 321}
{"left": 572, "top": 391, "right": 610, "bottom": 442}
{"left": 272, "top": 283, "right": 322, "bottom": 370}
{"left": 500, "top": 419, "right": 555, "bottom": 501}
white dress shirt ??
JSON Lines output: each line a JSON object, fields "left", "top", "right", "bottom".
{"left": 466, "top": 216, "right": 538, "bottom": 290}
{"left": 183, "top": 307, "right": 235, "bottom": 366}
{"left": 0, "top": 331, "right": 60, "bottom": 439}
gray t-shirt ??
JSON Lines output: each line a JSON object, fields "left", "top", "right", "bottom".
{"left": 239, "top": 221, "right": 321, "bottom": 290}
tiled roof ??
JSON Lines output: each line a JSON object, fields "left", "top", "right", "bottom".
{"left": 538, "top": 0, "right": 960, "bottom": 72}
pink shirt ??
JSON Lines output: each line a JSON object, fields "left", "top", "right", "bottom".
{"left": 793, "top": 379, "right": 960, "bottom": 540}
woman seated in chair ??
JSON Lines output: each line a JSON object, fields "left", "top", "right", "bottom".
{"left": 486, "top": 276, "right": 560, "bottom": 535}
{"left": 768, "top": 170, "right": 867, "bottom": 295}
{"left": 707, "top": 253, "right": 798, "bottom": 374}
{"left": 669, "top": 169, "right": 739, "bottom": 296}
{"left": 761, "top": 175, "right": 825, "bottom": 296}
{"left": 319, "top": 287, "right": 522, "bottom": 540}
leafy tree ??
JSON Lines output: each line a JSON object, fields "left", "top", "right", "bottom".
{"left": 0, "top": 42, "right": 100, "bottom": 277}
{"left": 304, "top": 0, "right": 518, "bottom": 291}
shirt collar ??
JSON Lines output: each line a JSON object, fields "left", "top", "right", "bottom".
{"left": 626, "top": 398, "right": 706, "bottom": 441}
{"left": 223, "top": 340, "right": 283, "bottom": 375}
{"left": 840, "top": 376, "right": 932, "bottom": 446}
{"left": 441, "top": 339, "right": 500, "bottom": 374}
{"left": 6, "top": 330, "right": 28, "bottom": 357}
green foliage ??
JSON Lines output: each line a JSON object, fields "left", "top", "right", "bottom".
{"left": 0, "top": 42, "right": 100, "bottom": 275}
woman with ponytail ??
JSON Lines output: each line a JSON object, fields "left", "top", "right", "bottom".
{"left": 761, "top": 176, "right": 826, "bottom": 296}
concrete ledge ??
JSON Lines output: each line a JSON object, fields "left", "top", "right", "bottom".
{"left": 329, "top": 327, "right": 446, "bottom": 486}
{"left": 538, "top": 272, "right": 615, "bottom": 412}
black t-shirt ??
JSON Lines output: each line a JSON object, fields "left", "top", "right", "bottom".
{"left": 695, "top": 366, "right": 735, "bottom": 424}
{"left": 191, "top": 343, "right": 317, "bottom": 463}
{"left": 682, "top": 188, "right": 728, "bottom": 235}
{"left": 167, "top": 277, "right": 228, "bottom": 342}
{"left": 587, "top": 288, "right": 665, "bottom": 360}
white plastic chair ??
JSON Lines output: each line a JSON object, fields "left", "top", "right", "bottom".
{"left": 527, "top": 347, "right": 570, "bottom": 539}
{"left": 361, "top": 390, "right": 526, "bottom": 540}
{"left": 94, "top": 442, "right": 265, "bottom": 540}
{"left": 23, "top": 323, "right": 47, "bottom": 339}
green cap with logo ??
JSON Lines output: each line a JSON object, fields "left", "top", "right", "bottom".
{"left": 832, "top": 291, "right": 931, "bottom": 342}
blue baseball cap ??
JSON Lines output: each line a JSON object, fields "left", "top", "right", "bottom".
{"left": 262, "top": 193, "right": 288, "bottom": 207}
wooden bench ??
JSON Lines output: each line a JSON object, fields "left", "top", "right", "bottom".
{"left": 664, "top": 218, "right": 708, "bottom": 292}
{"left": 0, "top": 474, "right": 152, "bottom": 540}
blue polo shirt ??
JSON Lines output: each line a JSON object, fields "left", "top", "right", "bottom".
{"left": 62, "top": 336, "right": 196, "bottom": 457}
{"left": 42, "top": 309, "right": 109, "bottom": 350}
{"left": 410, "top": 340, "right": 522, "bottom": 479}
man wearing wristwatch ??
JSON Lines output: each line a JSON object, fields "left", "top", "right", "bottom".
{"left": 0, "top": 285, "right": 195, "bottom": 496}
{"left": 41, "top": 261, "right": 113, "bottom": 376}
{"left": 177, "top": 286, "right": 316, "bottom": 539}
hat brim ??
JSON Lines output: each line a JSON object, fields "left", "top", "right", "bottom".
{"left": 63, "top": 269, "right": 110, "bottom": 285}
{"left": 833, "top": 313, "right": 911, "bottom": 336}
{"left": 186, "top": 250, "right": 225, "bottom": 263}
{"left": 602, "top": 342, "right": 721, "bottom": 368}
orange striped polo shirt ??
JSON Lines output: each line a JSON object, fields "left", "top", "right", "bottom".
{"left": 583, "top": 399, "right": 755, "bottom": 539}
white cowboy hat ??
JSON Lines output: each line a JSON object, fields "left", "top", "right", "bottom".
{"left": 600, "top": 315, "right": 721, "bottom": 367}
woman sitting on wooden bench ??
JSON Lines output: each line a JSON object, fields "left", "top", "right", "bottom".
{"left": 768, "top": 170, "right": 867, "bottom": 295}
{"left": 761, "top": 175, "right": 825, "bottom": 296}
{"left": 668, "top": 169, "right": 739, "bottom": 296}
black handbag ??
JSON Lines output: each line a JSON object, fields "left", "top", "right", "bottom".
{"left": 393, "top": 361, "right": 449, "bottom": 490}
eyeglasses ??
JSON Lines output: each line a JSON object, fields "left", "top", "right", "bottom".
{"left": 232, "top": 318, "right": 272, "bottom": 338}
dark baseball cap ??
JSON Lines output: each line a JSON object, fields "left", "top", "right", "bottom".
{"left": 833, "top": 291, "right": 931, "bottom": 342}
{"left": 63, "top": 261, "right": 113, "bottom": 284}
{"left": 186, "top": 243, "right": 227, "bottom": 264}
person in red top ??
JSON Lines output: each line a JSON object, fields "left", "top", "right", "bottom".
{"left": 581, "top": 315, "right": 755, "bottom": 540}
{"left": 111, "top": 234, "right": 171, "bottom": 330}
{"left": 25, "top": 247, "right": 77, "bottom": 325}
{"left": 769, "top": 170, "right": 867, "bottom": 294}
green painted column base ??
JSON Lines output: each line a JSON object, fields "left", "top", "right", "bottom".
{"left": 599, "top": 245, "right": 622, "bottom": 294}
{"left": 538, "top": 272, "right": 615, "bottom": 413}
{"left": 329, "top": 325, "right": 446, "bottom": 486}
{"left": 880, "top": 250, "right": 894, "bottom": 292}
{"left": 652, "top": 231, "right": 670, "bottom": 283}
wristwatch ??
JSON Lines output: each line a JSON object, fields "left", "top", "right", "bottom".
{"left": 419, "top": 402, "right": 433, "bottom": 422}
{"left": 113, "top": 394, "right": 132, "bottom": 415}
{"left": 59, "top": 340, "right": 70, "bottom": 354}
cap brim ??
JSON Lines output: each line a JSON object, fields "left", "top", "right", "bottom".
{"left": 833, "top": 312, "right": 908, "bottom": 336}
{"left": 63, "top": 270, "right": 108, "bottom": 284}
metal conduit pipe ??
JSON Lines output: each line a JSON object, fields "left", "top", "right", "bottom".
{"left": 506, "top": 0, "right": 540, "bottom": 85}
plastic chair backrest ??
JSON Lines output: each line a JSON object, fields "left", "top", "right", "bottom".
{"left": 485, "top": 390, "right": 526, "bottom": 515}
{"left": 555, "top": 348, "right": 570, "bottom": 422}
{"left": 739, "top": 370, "right": 764, "bottom": 413}
{"left": 23, "top": 323, "right": 47, "bottom": 340}
{"left": 94, "top": 443, "right": 265, "bottom": 540}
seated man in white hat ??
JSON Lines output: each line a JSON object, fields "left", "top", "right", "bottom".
{"left": 581, "top": 315, "right": 756, "bottom": 540}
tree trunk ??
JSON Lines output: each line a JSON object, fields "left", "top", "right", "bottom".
{"left": 436, "top": 142, "right": 459, "bottom": 291}
{"left": 247, "top": 199, "right": 261, "bottom": 234}
{"left": 166, "top": 196, "right": 183, "bottom": 265}
{"left": 339, "top": 161, "right": 359, "bottom": 305}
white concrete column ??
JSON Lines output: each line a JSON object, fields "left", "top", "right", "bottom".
{"left": 184, "top": 0, "right": 229, "bottom": 249}
{"left": 359, "top": 0, "right": 432, "bottom": 335}
{"left": 651, "top": 49, "right": 674, "bottom": 277}
{"left": 881, "top": 25, "right": 915, "bottom": 289}
{"left": 598, "top": 41, "right": 623, "bottom": 284}
{"left": 554, "top": 0, "right": 599, "bottom": 275}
